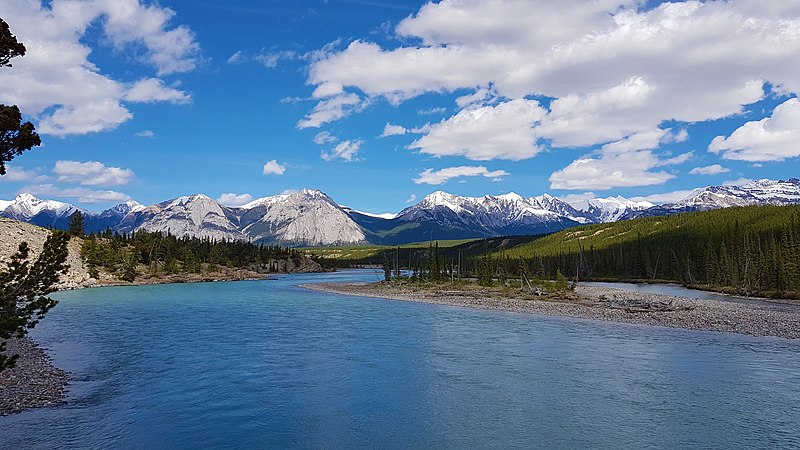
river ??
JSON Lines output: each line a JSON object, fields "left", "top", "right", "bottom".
{"left": 2, "top": 270, "right": 799, "bottom": 449}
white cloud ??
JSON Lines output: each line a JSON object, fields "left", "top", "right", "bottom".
{"left": 689, "top": 164, "right": 730, "bottom": 175}
{"left": 253, "top": 50, "right": 296, "bottom": 68}
{"left": 101, "top": 0, "right": 199, "bottom": 75}
{"left": 321, "top": 140, "right": 363, "bottom": 162}
{"left": 405, "top": 194, "right": 417, "bottom": 203}
{"left": 0, "top": 166, "right": 44, "bottom": 183}
{"left": 53, "top": 161, "right": 134, "bottom": 186}
{"left": 39, "top": 102, "right": 133, "bottom": 136}
{"left": 262, "top": 160, "right": 286, "bottom": 175}
{"left": 311, "top": 82, "right": 344, "bottom": 99}
{"left": 723, "top": 177, "right": 754, "bottom": 187}
{"left": 550, "top": 152, "right": 676, "bottom": 191}
{"left": 549, "top": 129, "right": 690, "bottom": 190}
{"left": 302, "top": 0, "right": 800, "bottom": 172}
{"left": 414, "top": 166, "right": 509, "bottom": 185}
{"left": 380, "top": 124, "right": 407, "bottom": 137}
{"left": 417, "top": 107, "right": 446, "bottom": 116}
{"left": 630, "top": 189, "right": 698, "bottom": 204}
{"left": 455, "top": 86, "right": 497, "bottom": 109}
{"left": 0, "top": 0, "right": 199, "bottom": 136}
{"left": 658, "top": 151, "right": 694, "bottom": 167}
{"left": 313, "top": 131, "right": 338, "bottom": 145}
{"left": 557, "top": 192, "right": 597, "bottom": 203}
{"left": 217, "top": 193, "right": 253, "bottom": 206}
{"left": 124, "top": 78, "right": 190, "bottom": 104}
{"left": 409, "top": 99, "right": 546, "bottom": 161}
{"left": 22, "top": 184, "right": 131, "bottom": 204}
{"left": 227, "top": 51, "right": 244, "bottom": 64}
{"left": 135, "top": 130, "right": 155, "bottom": 138}
{"left": 709, "top": 98, "right": 800, "bottom": 162}
{"left": 297, "top": 93, "right": 367, "bottom": 129}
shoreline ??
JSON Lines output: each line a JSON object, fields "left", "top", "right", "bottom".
{"left": 302, "top": 282, "right": 800, "bottom": 339}
{"left": 0, "top": 337, "right": 68, "bottom": 416}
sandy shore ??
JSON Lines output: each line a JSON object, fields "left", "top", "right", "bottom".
{"left": 0, "top": 337, "right": 68, "bottom": 416}
{"left": 303, "top": 282, "right": 800, "bottom": 339}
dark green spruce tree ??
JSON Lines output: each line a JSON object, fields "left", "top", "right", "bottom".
{"left": 0, "top": 232, "right": 69, "bottom": 371}
{"left": 69, "top": 210, "right": 85, "bottom": 236}
{"left": 0, "top": 17, "right": 41, "bottom": 175}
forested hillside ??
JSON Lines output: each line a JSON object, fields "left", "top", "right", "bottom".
{"left": 489, "top": 205, "right": 800, "bottom": 297}
{"left": 81, "top": 229, "right": 321, "bottom": 281}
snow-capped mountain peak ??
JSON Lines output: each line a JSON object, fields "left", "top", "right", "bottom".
{"left": 532, "top": 194, "right": 595, "bottom": 224}
{"left": 241, "top": 188, "right": 366, "bottom": 246}
{"left": 495, "top": 192, "right": 525, "bottom": 202}
{"left": 2, "top": 193, "right": 79, "bottom": 219}
{"left": 419, "top": 191, "right": 471, "bottom": 213}
{"left": 569, "top": 196, "right": 655, "bottom": 223}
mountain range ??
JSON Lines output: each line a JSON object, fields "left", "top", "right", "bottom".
{"left": 1, "top": 178, "right": 798, "bottom": 246}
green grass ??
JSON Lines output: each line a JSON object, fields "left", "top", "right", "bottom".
{"left": 497, "top": 204, "right": 800, "bottom": 259}
{"left": 300, "top": 239, "right": 478, "bottom": 260}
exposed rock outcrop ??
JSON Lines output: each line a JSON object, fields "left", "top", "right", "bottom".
{"left": 0, "top": 218, "right": 94, "bottom": 289}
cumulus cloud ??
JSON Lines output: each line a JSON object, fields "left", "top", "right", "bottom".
{"left": 301, "top": 0, "right": 800, "bottom": 186}
{"left": 0, "top": 0, "right": 199, "bottom": 136}
{"left": 630, "top": 189, "right": 699, "bottom": 204}
{"left": 405, "top": 194, "right": 417, "bottom": 203}
{"left": 22, "top": 184, "right": 131, "bottom": 204}
{"left": 124, "top": 78, "right": 190, "bottom": 104}
{"left": 549, "top": 129, "right": 691, "bottom": 190}
{"left": 723, "top": 177, "right": 755, "bottom": 186}
{"left": 297, "top": 93, "right": 367, "bottom": 129}
{"left": 321, "top": 140, "right": 363, "bottom": 162}
{"left": 53, "top": 161, "right": 134, "bottom": 186}
{"left": 708, "top": 98, "right": 800, "bottom": 162}
{"left": 414, "top": 166, "right": 509, "bottom": 185}
{"left": 409, "top": 99, "right": 546, "bottom": 160}
{"left": 0, "top": 166, "right": 45, "bottom": 183}
{"left": 689, "top": 164, "right": 730, "bottom": 175}
{"left": 558, "top": 192, "right": 597, "bottom": 203}
{"left": 380, "top": 124, "right": 408, "bottom": 137}
{"left": 262, "top": 160, "right": 286, "bottom": 175}
{"left": 217, "top": 193, "right": 253, "bottom": 206}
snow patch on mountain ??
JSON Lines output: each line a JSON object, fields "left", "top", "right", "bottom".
{"left": 569, "top": 196, "right": 655, "bottom": 223}
{"left": 239, "top": 189, "right": 366, "bottom": 246}
{"left": 117, "top": 194, "right": 244, "bottom": 241}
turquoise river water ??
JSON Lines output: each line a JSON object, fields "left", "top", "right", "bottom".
{"left": 1, "top": 270, "right": 799, "bottom": 449}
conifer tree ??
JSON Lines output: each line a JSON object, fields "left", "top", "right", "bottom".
{"left": 69, "top": 210, "right": 85, "bottom": 236}
{"left": 0, "top": 18, "right": 41, "bottom": 175}
{"left": 0, "top": 232, "right": 69, "bottom": 371}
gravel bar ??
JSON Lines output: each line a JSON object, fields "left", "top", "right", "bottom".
{"left": 1, "top": 337, "right": 68, "bottom": 416}
{"left": 303, "top": 282, "right": 800, "bottom": 339}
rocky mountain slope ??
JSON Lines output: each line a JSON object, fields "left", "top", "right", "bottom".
{"left": 237, "top": 189, "right": 367, "bottom": 246}
{"left": 0, "top": 218, "right": 92, "bottom": 289}
{"left": 623, "top": 178, "right": 800, "bottom": 219}
{"left": 2, "top": 178, "right": 799, "bottom": 246}
{"left": 116, "top": 194, "right": 244, "bottom": 241}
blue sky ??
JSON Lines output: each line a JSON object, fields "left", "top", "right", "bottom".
{"left": 0, "top": 0, "right": 798, "bottom": 213}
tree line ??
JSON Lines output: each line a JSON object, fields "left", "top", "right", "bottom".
{"left": 479, "top": 205, "right": 800, "bottom": 298}
{"left": 369, "top": 205, "right": 800, "bottom": 298}
{"left": 80, "top": 226, "right": 305, "bottom": 281}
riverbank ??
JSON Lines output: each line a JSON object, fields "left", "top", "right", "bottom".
{"left": 0, "top": 337, "right": 68, "bottom": 416}
{"left": 81, "top": 269, "right": 272, "bottom": 289}
{"left": 303, "top": 282, "right": 800, "bottom": 339}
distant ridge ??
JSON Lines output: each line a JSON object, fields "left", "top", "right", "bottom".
{"left": 1, "top": 178, "right": 798, "bottom": 246}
